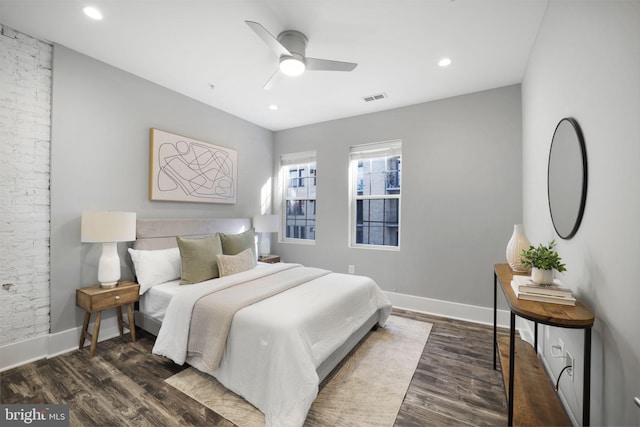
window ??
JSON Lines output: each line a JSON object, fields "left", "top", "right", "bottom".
{"left": 349, "top": 141, "right": 401, "bottom": 249}
{"left": 281, "top": 151, "right": 317, "bottom": 243}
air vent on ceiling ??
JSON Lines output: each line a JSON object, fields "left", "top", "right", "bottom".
{"left": 363, "top": 93, "right": 388, "bottom": 103}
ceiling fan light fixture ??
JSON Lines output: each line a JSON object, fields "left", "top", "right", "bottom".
{"left": 280, "top": 57, "right": 305, "bottom": 76}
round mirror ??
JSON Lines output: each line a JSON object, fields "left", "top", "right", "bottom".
{"left": 547, "top": 118, "right": 588, "bottom": 239}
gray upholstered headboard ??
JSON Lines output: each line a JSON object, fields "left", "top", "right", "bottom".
{"left": 133, "top": 218, "right": 252, "bottom": 250}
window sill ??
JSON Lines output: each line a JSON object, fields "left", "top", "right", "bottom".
{"left": 349, "top": 244, "right": 400, "bottom": 252}
{"left": 280, "top": 239, "right": 316, "bottom": 246}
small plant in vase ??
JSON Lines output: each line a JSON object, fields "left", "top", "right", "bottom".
{"left": 519, "top": 240, "right": 567, "bottom": 285}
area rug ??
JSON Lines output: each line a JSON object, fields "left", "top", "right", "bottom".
{"left": 165, "top": 315, "right": 431, "bottom": 427}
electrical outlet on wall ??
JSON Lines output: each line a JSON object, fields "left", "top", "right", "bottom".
{"left": 348, "top": 265, "right": 355, "bottom": 274}
{"left": 566, "top": 350, "right": 574, "bottom": 381}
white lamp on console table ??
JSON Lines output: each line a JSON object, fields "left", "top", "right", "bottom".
{"left": 253, "top": 214, "right": 280, "bottom": 258}
{"left": 81, "top": 211, "right": 136, "bottom": 288}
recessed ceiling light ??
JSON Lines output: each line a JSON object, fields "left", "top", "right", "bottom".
{"left": 83, "top": 6, "right": 103, "bottom": 20}
{"left": 269, "top": 105, "right": 278, "bottom": 111}
{"left": 438, "top": 57, "right": 452, "bottom": 67}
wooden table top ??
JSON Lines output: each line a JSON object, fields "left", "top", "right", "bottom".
{"left": 76, "top": 281, "right": 139, "bottom": 296}
{"left": 495, "top": 263, "right": 594, "bottom": 328}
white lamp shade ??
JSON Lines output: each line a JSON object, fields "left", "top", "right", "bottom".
{"left": 81, "top": 211, "right": 136, "bottom": 288}
{"left": 81, "top": 211, "right": 136, "bottom": 243}
{"left": 253, "top": 215, "right": 280, "bottom": 233}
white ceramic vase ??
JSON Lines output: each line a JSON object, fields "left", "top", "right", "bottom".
{"left": 506, "top": 224, "right": 531, "bottom": 272}
{"left": 531, "top": 267, "right": 554, "bottom": 285}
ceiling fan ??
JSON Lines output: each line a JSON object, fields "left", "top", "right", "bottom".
{"left": 245, "top": 20, "right": 358, "bottom": 90}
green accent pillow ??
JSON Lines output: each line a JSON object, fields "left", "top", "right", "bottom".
{"left": 176, "top": 234, "right": 223, "bottom": 285}
{"left": 219, "top": 229, "right": 256, "bottom": 261}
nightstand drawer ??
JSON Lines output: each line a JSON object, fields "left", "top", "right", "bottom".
{"left": 76, "top": 282, "right": 140, "bottom": 312}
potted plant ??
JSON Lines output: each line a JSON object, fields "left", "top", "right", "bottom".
{"left": 519, "top": 240, "right": 567, "bottom": 285}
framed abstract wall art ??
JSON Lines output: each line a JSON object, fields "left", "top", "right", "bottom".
{"left": 149, "top": 128, "right": 237, "bottom": 204}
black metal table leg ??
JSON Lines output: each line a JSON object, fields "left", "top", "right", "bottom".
{"left": 584, "top": 327, "right": 592, "bottom": 426}
{"left": 534, "top": 321, "right": 538, "bottom": 353}
{"left": 493, "top": 271, "right": 498, "bottom": 370}
{"left": 508, "top": 312, "right": 515, "bottom": 426}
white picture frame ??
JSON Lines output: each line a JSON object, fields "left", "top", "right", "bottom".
{"left": 149, "top": 128, "right": 237, "bottom": 204}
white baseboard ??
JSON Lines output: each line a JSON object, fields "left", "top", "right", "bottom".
{"left": 0, "top": 319, "right": 123, "bottom": 372}
{"left": 385, "top": 291, "right": 512, "bottom": 328}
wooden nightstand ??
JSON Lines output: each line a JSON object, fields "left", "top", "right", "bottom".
{"left": 258, "top": 254, "right": 281, "bottom": 264}
{"left": 76, "top": 281, "right": 140, "bottom": 358}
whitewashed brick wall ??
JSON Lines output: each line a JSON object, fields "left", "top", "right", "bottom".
{"left": 0, "top": 25, "right": 52, "bottom": 346}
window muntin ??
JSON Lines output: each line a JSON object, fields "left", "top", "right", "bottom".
{"left": 350, "top": 141, "right": 401, "bottom": 249}
{"left": 281, "top": 152, "right": 316, "bottom": 243}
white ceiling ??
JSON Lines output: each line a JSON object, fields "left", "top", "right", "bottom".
{"left": 0, "top": 0, "right": 548, "bottom": 131}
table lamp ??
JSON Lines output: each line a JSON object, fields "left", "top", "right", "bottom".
{"left": 81, "top": 211, "right": 136, "bottom": 288}
{"left": 253, "top": 214, "right": 279, "bottom": 257}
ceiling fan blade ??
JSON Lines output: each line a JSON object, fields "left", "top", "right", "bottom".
{"left": 305, "top": 58, "right": 358, "bottom": 72}
{"left": 245, "top": 20, "right": 291, "bottom": 57}
{"left": 263, "top": 68, "right": 283, "bottom": 90}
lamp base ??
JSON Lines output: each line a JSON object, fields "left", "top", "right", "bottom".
{"left": 258, "top": 232, "right": 271, "bottom": 258}
{"left": 100, "top": 282, "right": 118, "bottom": 289}
{"left": 97, "top": 242, "right": 121, "bottom": 288}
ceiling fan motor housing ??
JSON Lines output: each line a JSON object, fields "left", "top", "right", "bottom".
{"left": 277, "top": 30, "right": 308, "bottom": 58}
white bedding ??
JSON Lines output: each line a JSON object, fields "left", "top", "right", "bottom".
{"left": 139, "top": 279, "right": 180, "bottom": 320}
{"left": 150, "top": 262, "right": 392, "bottom": 427}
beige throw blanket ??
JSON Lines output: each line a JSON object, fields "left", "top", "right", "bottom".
{"left": 187, "top": 266, "right": 330, "bottom": 371}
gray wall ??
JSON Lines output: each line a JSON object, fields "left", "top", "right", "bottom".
{"left": 50, "top": 45, "right": 273, "bottom": 333}
{"left": 273, "top": 84, "right": 522, "bottom": 308}
{"left": 522, "top": 1, "right": 640, "bottom": 425}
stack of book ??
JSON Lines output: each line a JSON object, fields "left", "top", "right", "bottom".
{"left": 510, "top": 275, "right": 576, "bottom": 306}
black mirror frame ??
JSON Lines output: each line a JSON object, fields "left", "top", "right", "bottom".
{"left": 547, "top": 117, "right": 588, "bottom": 240}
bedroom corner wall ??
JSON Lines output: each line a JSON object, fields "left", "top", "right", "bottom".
{"left": 522, "top": 1, "right": 640, "bottom": 425}
{"left": 0, "top": 25, "right": 52, "bottom": 347}
{"left": 273, "top": 84, "right": 522, "bottom": 311}
{"left": 50, "top": 45, "right": 273, "bottom": 335}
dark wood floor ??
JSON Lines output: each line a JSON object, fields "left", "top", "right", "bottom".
{"left": 394, "top": 309, "right": 508, "bottom": 426}
{"left": 1, "top": 309, "right": 508, "bottom": 426}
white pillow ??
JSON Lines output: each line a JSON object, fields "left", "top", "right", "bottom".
{"left": 216, "top": 248, "right": 256, "bottom": 277}
{"left": 128, "top": 247, "right": 181, "bottom": 294}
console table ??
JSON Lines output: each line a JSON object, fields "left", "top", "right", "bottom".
{"left": 493, "top": 263, "right": 594, "bottom": 426}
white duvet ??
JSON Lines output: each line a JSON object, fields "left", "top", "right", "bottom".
{"left": 152, "top": 263, "right": 392, "bottom": 427}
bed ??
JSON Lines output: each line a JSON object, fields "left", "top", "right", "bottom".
{"left": 130, "top": 218, "right": 392, "bottom": 427}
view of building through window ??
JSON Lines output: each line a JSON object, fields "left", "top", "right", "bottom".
{"left": 281, "top": 144, "right": 400, "bottom": 247}
{"left": 356, "top": 156, "right": 401, "bottom": 246}
{"left": 350, "top": 141, "right": 402, "bottom": 248}
{"left": 282, "top": 153, "right": 316, "bottom": 241}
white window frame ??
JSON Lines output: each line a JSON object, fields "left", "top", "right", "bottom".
{"left": 280, "top": 151, "right": 317, "bottom": 245}
{"left": 348, "top": 140, "right": 402, "bottom": 251}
